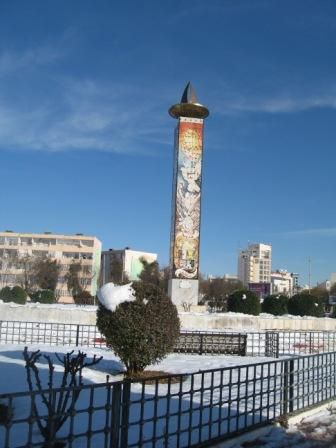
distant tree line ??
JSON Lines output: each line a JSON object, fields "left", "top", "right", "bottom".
{"left": 202, "top": 288, "right": 328, "bottom": 318}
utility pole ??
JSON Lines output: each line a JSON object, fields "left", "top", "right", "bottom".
{"left": 308, "top": 257, "right": 311, "bottom": 294}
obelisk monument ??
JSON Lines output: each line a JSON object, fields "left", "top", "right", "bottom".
{"left": 168, "top": 82, "right": 209, "bottom": 306}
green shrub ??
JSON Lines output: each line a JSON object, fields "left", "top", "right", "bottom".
{"left": 30, "top": 289, "right": 55, "bottom": 304}
{"left": 227, "top": 289, "right": 261, "bottom": 316}
{"left": 262, "top": 295, "right": 288, "bottom": 315}
{"left": 0, "top": 286, "right": 12, "bottom": 302}
{"left": 0, "top": 286, "right": 27, "bottom": 304}
{"left": 287, "top": 293, "right": 324, "bottom": 317}
{"left": 74, "top": 291, "right": 95, "bottom": 305}
{"left": 96, "top": 282, "right": 180, "bottom": 375}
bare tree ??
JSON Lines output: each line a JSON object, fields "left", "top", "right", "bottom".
{"left": 200, "top": 276, "right": 243, "bottom": 311}
{"left": 65, "top": 261, "right": 96, "bottom": 300}
{"left": 23, "top": 347, "right": 102, "bottom": 447}
{"left": 65, "top": 262, "right": 82, "bottom": 299}
{"left": 17, "top": 254, "right": 36, "bottom": 293}
{"left": 33, "top": 258, "right": 61, "bottom": 292}
{"left": 110, "top": 257, "right": 128, "bottom": 284}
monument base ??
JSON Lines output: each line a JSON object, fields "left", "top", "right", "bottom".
{"left": 168, "top": 279, "right": 199, "bottom": 307}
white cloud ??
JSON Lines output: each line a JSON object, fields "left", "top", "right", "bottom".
{"left": 0, "top": 46, "right": 62, "bottom": 74}
{"left": 0, "top": 76, "right": 171, "bottom": 155}
{"left": 282, "top": 228, "right": 336, "bottom": 237}
{"left": 214, "top": 88, "right": 336, "bottom": 115}
{"left": 0, "top": 29, "right": 73, "bottom": 76}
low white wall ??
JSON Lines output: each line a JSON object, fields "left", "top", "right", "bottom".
{"left": 179, "top": 313, "right": 336, "bottom": 331}
{"left": 1, "top": 301, "right": 336, "bottom": 331}
{"left": 0, "top": 302, "right": 97, "bottom": 325}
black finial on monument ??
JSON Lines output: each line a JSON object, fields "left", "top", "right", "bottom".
{"left": 181, "top": 82, "right": 198, "bottom": 104}
{"left": 169, "top": 82, "right": 209, "bottom": 119}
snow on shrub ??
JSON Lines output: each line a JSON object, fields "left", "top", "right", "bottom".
{"left": 97, "top": 282, "right": 135, "bottom": 311}
{"left": 96, "top": 281, "right": 180, "bottom": 375}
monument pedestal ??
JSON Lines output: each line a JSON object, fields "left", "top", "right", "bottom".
{"left": 168, "top": 279, "right": 199, "bottom": 307}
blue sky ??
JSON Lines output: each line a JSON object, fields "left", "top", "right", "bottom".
{"left": 0, "top": 0, "right": 335, "bottom": 285}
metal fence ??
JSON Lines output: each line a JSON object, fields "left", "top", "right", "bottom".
{"left": 0, "top": 321, "right": 255, "bottom": 356}
{"left": 262, "top": 331, "right": 336, "bottom": 358}
{"left": 1, "top": 351, "right": 336, "bottom": 447}
{"left": 175, "top": 332, "right": 247, "bottom": 355}
{"left": 3, "top": 320, "right": 336, "bottom": 358}
{"left": 0, "top": 320, "right": 106, "bottom": 348}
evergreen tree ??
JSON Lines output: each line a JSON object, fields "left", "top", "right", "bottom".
{"left": 288, "top": 293, "right": 324, "bottom": 317}
{"left": 227, "top": 289, "right": 261, "bottom": 315}
{"left": 139, "top": 258, "right": 160, "bottom": 286}
{"left": 97, "top": 282, "right": 180, "bottom": 375}
{"left": 0, "top": 286, "right": 27, "bottom": 304}
{"left": 30, "top": 289, "right": 55, "bottom": 304}
{"left": 262, "top": 294, "right": 288, "bottom": 315}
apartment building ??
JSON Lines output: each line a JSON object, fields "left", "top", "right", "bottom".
{"left": 0, "top": 231, "right": 101, "bottom": 303}
{"left": 238, "top": 243, "right": 272, "bottom": 287}
{"left": 330, "top": 273, "right": 336, "bottom": 288}
{"left": 270, "top": 270, "right": 293, "bottom": 296}
{"left": 101, "top": 247, "right": 157, "bottom": 284}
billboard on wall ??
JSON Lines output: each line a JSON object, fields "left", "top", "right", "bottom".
{"left": 248, "top": 282, "right": 271, "bottom": 299}
{"left": 170, "top": 117, "right": 204, "bottom": 280}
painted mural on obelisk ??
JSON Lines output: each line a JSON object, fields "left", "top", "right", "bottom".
{"left": 168, "top": 83, "right": 209, "bottom": 306}
{"left": 172, "top": 118, "right": 203, "bottom": 279}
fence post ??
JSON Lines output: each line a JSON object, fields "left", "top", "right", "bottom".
{"left": 120, "top": 379, "right": 131, "bottom": 447}
{"left": 276, "top": 332, "right": 280, "bottom": 358}
{"left": 242, "top": 334, "right": 247, "bottom": 356}
{"left": 199, "top": 334, "right": 204, "bottom": 355}
{"left": 282, "top": 359, "right": 295, "bottom": 415}
{"left": 265, "top": 332, "right": 270, "bottom": 357}
{"left": 110, "top": 382, "right": 122, "bottom": 448}
{"left": 289, "top": 359, "right": 294, "bottom": 413}
{"left": 282, "top": 360, "right": 288, "bottom": 415}
{"left": 75, "top": 325, "right": 80, "bottom": 347}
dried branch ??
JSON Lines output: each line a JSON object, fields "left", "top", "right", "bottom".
{"left": 22, "top": 347, "right": 103, "bottom": 444}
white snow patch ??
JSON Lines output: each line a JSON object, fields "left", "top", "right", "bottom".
{"left": 97, "top": 282, "right": 135, "bottom": 312}
{"left": 0, "top": 299, "right": 97, "bottom": 311}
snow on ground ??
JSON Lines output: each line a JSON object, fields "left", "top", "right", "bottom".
{"left": 222, "top": 405, "right": 336, "bottom": 447}
{"left": 0, "top": 343, "right": 271, "bottom": 394}
{"left": 179, "top": 310, "right": 335, "bottom": 320}
{"left": 0, "top": 344, "right": 277, "bottom": 447}
{"left": 1, "top": 345, "right": 335, "bottom": 447}
{"left": 2, "top": 299, "right": 334, "bottom": 321}
{"left": 0, "top": 299, "right": 97, "bottom": 311}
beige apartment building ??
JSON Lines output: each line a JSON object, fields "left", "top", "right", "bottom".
{"left": 238, "top": 243, "right": 272, "bottom": 287}
{"left": 0, "top": 231, "right": 101, "bottom": 303}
